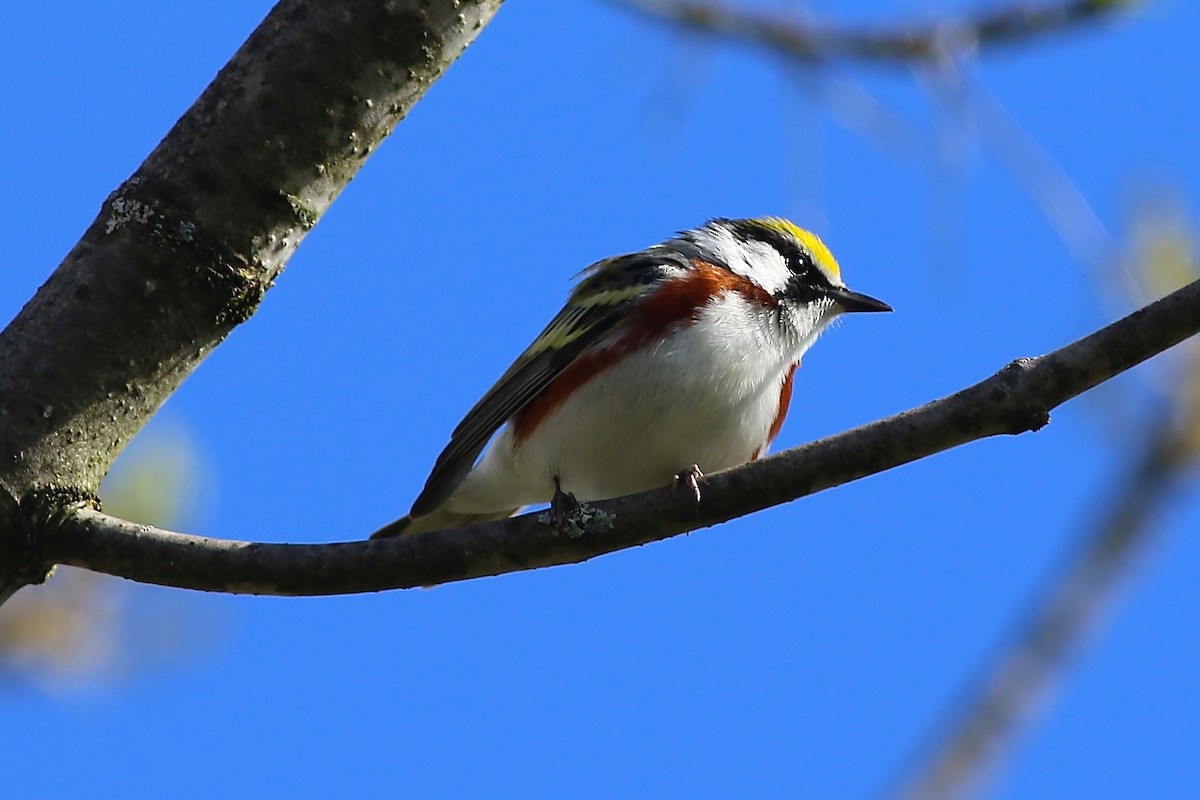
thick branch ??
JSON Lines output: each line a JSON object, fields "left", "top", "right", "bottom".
{"left": 614, "top": 0, "right": 1133, "bottom": 64}
{"left": 0, "top": 0, "right": 501, "bottom": 600}
{"left": 41, "top": 277, "right": 1200, "bottom": 595}
{"left": 0, "top": 0, "right": 501, "bottom": 501}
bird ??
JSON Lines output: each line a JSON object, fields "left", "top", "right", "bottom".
{"left": 371, "top": 217, "right": 890, "bottom": 538}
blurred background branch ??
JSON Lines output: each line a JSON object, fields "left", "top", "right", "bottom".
{"left": 619, "top": 0, "right": 1131, "bottom": 280}
{"left": 613, "top": 0, "right": 1135, "bottom": 64}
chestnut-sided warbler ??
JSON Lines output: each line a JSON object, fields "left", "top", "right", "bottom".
{"left": 372, "top": 217, "right": 890, "bottom": 538}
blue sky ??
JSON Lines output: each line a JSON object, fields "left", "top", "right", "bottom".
{"left": 3, "top": 1, "right": 1200, "bottom": 797}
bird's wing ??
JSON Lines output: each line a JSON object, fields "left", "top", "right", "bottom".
{"left": 409, "top": 250, "right": 685, "bottom": 517}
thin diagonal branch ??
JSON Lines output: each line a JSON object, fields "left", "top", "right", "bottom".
{"left": 39, "top": 277, "right": 1200, "bottom": 596}
{"left": 614, "top": 0, "right": 1135, "bottom": 64}
{"left": 893, "top": 305, "right": 1200, "bottom": 799}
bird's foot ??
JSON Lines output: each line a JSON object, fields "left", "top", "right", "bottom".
{"left": 537, "top": 476, "right": 616, "bottom": 538}
{"left": 549, "top": 476, "right": 581, "bottom": 530}
{"left": 672, "top": 464, "right": 706, "bottom": 504}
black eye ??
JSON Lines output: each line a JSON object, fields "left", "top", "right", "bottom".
{"left": 783, "top": 247, "right": 832, "bottom": 289}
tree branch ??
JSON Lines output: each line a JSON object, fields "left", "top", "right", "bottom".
{"left": 40, "top": 277, "right": 1200, "bottom": 596}
{"left": 613, "top": 0, "right": 1134, "bottom": 64}
{"left": 0, "top": 0, "right": 502, "bottom": 599}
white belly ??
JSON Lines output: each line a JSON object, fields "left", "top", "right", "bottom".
{"left": 446, "top": 293, "right": 828, "bottom": 513}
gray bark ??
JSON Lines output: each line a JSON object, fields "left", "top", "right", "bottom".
{"left": 0, "top": 0, "right": 503, "bottom": 600}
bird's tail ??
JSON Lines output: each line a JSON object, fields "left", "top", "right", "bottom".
{"left": 369, "top": 506, "right": 521, "bottom": 539}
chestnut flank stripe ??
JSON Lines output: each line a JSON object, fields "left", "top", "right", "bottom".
{"left": 511, "top": 260, "right": 775, "bottom": 443}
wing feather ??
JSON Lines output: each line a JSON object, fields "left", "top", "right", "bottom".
{"left": 409, "top": 251, "right": 686, "bottom": 517}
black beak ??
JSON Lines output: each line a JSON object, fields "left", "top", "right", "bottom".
{"left": 826, "top": 286, "right": 892, "bottom": 313}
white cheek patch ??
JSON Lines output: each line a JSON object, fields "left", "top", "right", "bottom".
{"left": 730, "top": 240, "right": 792, "bottom": 295}
{"left": 681, "top": 224, "right": 793, "bottom": 296}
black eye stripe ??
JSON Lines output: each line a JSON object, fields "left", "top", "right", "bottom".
{"left": 784, "top": 272, "right": 825, "bottom": 304}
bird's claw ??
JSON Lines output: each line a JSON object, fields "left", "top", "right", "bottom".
{"left": 673, "top": 464, "right": 706, "bottom": 504}
{"left": 550, "top": 476, "right": 580, "bottom": 529}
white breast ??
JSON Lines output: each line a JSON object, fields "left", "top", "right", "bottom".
{"left": 445, "top": 292, "right": 837, "bottom": 513}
